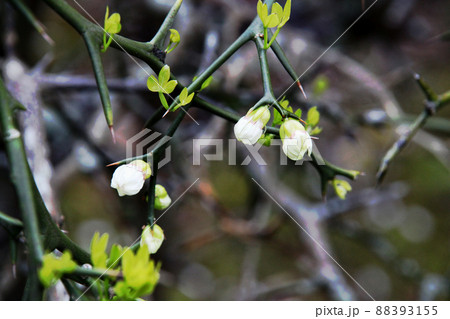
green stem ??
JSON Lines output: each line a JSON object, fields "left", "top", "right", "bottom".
{"left": 263, "top": 27, "right": 268, "bottom": 49}
{"left": 149, "top": 0, "right": 184, "bottom": 48}
{"left": 0, "top": 77, "right": 43, "bottom": 299}
{"left": 266, "top": 27, "right": 281, "bottom": 49}
{"left": 147, "top": 153, "right": 159, "bottom": 226}
{"left": 376, "top": 79, "right": 450, "bottom": 183}
{"left": 254, "top": 36, "right": 287, "bottom": 117}
{"left": 165, "top": 21, "right": 256, "bottom": 112}
{"left": 0, "top": 211, "right": 23, "bottom": 238}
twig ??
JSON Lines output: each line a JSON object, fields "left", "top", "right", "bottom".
{"left": 376, "top": 75, "right": 450, "bottom": 184}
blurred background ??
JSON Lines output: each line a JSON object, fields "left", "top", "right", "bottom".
{"left": 0, "top": 0, "right": 449, "bottom": 300}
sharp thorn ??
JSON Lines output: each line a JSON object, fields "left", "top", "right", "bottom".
{"left": 296, "top": 80, "right": 307, "bottom": 99}
{"left": 109, "top": 126, "right": 116, "bottom": 144}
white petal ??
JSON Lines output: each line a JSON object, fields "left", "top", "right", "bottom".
{"left": 110, "top": 164, "right": 145, "bottom": 196}
{"left": 234, "top": 116, "right": 263, "bottom": 145}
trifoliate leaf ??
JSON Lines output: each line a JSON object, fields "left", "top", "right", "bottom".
{"left": 307, "top": 106, "right": 320, "bottom": 127}
{"left": 116, "top": 245, "right": 160, "bottom": 300}
{"left": 333, "top": 180, "right": 352, "bottom": 200}
{"left": 90, "top": 232, "right": 109, "bottom": 269}
{"left": 147, "top": 75, "right": 160, "bottom": 92}
{"left": 39, "top": 251, "right": 77, "bottom": 288}
{"left": 179, "top": 88, "right": 195, "bottom": 106}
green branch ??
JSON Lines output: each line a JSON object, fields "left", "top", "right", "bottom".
{"left": 376, "top": 75, "right": 450, "bottom": 184}
{"left": 0, "top": 77, "right": 43, "bottom": 299}
{"left": 149, "top": 0, "right": 183, "bottom": 48}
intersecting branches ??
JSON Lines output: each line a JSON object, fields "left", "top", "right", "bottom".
{"left": 376, "top": 74, "right": 450, "bottom": 183}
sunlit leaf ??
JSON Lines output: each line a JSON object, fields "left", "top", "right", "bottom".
{"left": 307, "top": 106, "right": 320, "bottom": 127}
{"left": 90, "top": 232, "right": 109, "bottom": 269}
{"left": 333, "top": 180, "right": 352, "bottom": 200}
{"left": 159, "top": 65, "right": 171, "bottom": 86}
{"left": 39, "top": 251, "right": 77, "bottom": 288}
{"left": 163, "top": 80, "right": 177, "bottom": 94}
{"left": 147, "top": 75, "right": 160, "bottom": 92}
{"left": 266, "top": 13, "right": 280, "bottom": 28}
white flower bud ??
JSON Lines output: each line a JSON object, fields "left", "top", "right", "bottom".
{"left": 234, "top": 106, "right": 271, "bottom": 145}
{"left": 140, "top": 224, "right": 164, "bottom": 254}
{"left": 154, "top": 184, "right": 171, "bottom": 210}
{"left": 280, "top": 119, "right": 313, "bottom": 161}
{"left": 110, "top": 160, "right": 151, "bottom": 196}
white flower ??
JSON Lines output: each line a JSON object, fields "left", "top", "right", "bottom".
{"left": 280, "top": 119, "right": 313, "bottom": 161}
{"left": 154, "top": 184, "right": 171, "bottom": 210}
{"left": 110, "top": 160, "right": 151, "bottom": 196}
{"left": 140, "top": 224, "right": 164, "bottom": 254}
{"left": 234, "top": 106, "right": 271, "bottom": 145}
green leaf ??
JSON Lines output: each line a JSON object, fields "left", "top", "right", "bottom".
{"left": 258, "top": 133, "right": 274, "bottom": 146}
{"left": 90, "top": 232, "right": 109, "bottom": 269}
{"left": 179, "top": 87, "right": 188, "bottom": 102}
{"left": 272, "top": 3, "right": 283, "bottom": 19}
{"left": 294, "top": 108, "right": 302, "bottom": 118}
{"left": 147, "top": 75, "right": 161, "bottom": 92}
{"left": 158, "top": 92, "right": 169, "bottom": 109}
{"left": 310, "top": 126, "right": 322, "bottom": 135}
{"left": 114, "top": 245, "right": 160, "bottom": 300}
{"left": 257, "top": 0, "right": 267, "bottom": 22}
{"left": 39, "top": 251, "right": 77, "bottom": 288}
{"left": 169, "top": 29, "right": 180, "bottom": 43}
{"left": 106, "top": 13, "right": 122, "bottom": 34}
{"left": 180, "top": 88, "right": 195, "bottom": 106}
{"left": 107, "top": 244, "right": 123, "bottom": 269}
{"left": 279, "top": 97, "right": 289, "bottom": 110}
{"left": 200, "top": 76, "right": 213, "bottom": 91}
{"left": 333, "top": 180, "right": 352, "bottom": 200}
{"left": 281, "top": 0, "right": 291, "bottom": 26}
{"left": 273, "top": 109, "right": 283, "bottom": 125}
{"left": 307, "top": 106, "right": 320, "bottom": 127}
{"left": 163, "top": 80, "right": 177, "bottom": 94}
{"left": 266, "top": 13, "right": 280, "bottom": 28}
{"left": 159, "top": 65, "right": 171, "bottom": 86}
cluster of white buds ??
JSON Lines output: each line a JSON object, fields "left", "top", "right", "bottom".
{"left": 234, "top": 106, "right": 313, "bottom": 161}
